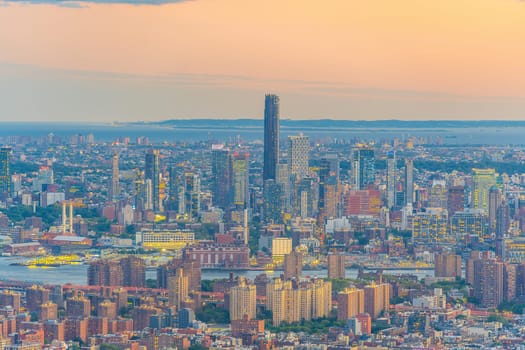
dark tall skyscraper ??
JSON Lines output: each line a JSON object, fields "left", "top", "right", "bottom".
{"left": 263, "top": 94, "right": 280, "bottom": 181}
{"left": 145, "top": 149, "right": 160, "bottom": 212}
{"left": 0, "top": 147, "right": 11, "bottom": 196}
{"left": 211, "top": 145, "right": 232, "bottom": 209}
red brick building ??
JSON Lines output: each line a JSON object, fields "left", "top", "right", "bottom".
{"left": 183, "top": 243, "right": 249, "bottom": 269}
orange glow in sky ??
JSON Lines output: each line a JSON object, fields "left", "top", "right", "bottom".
{"left": 0, "top": 0, "right": 525, "bottom": 121}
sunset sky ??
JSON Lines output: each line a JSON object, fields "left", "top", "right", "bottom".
{"left": 1, "top": 0, "right": 525, "bottom": 121}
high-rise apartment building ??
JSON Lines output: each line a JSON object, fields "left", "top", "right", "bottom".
{"left": 88, "top": 257, "right": 145, "bottom": 288}
{"left": 87, "top": 259, "right": 123, "bottom": 286}
{"left": 284, "top": 250, "right": 303, "bottom": 280}
{"left": 327, "top": 252, "right": 346, "bottom": 279}
{"left": 472, "top": 168, "right": 497, "bottom": 211}
{"left": 0, "top": 147, "right": 11, "bottom": 196}
{"left": 267, "top": 279, "right": 300, "bottom": 326}
{"left": 229, "top": 279, "right": 256, "bottom": 321}
{"left": 352, "top": 148, "right": 375, "bottom": 190}
{"left": 311, "top": 279, "right": 332, "bottom": 319}
{"left": 121, "top": 256, "right": 146, "bottom": 288}
{"left": 66, "top": 292, "right": 90, "bottom": 318}
{"left": 168, "top": 268, "right": 189, "bottom": 311}
{"left": 266, "top": 278, "right": 331, "bottom": 326}
{"left": 364, "top": 283, "right": 391, "bottom": 319}
{"left": 157, "top": 258, "right": 201, "bottom": 293}
{"left": 65, "top": 318, "right": 88, "bottom": 343}
{"left": 44, "top": 320, "right": 65, "bottom": 343}
{"left": 287, "top": 134, "right": 310, "bottom": 180}
{"left": 26, "top": 285, "right": 50, "bottom": 312}
{"left": 337, "top": 288, "right": 364, "bottom": 321}
{"left": 211, "top": 145, "right": 232, "bottom": 209}
{"left": 434, "top": 252, "right": 462, "bottom": 278}
{"left": 97, "top": 300, "right": 117, "bottom": 319}
{"left": 473, "top": 258, "right": 504, "bottom": 308}
{"left": 466, "top": 250, "right": 494, "bottom": 285}
{"left": 132, "top": 305, "right": 161, "bottom": 331}
{"left": 145, "top": 149, "right": 161, "bottom": 212}
{"left": 0, "top": 290, "right": 20, "bottom": 312}
{"left": 263, "top": 94, "right": 280, "bottom": 181}
{"left": 39, "top": 302, "right": 58, "bottom": 321}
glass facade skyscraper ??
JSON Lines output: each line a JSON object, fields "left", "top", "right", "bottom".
{"left": 145, "top": 149, "right": 160, "bottom": 212}
{"left": 263, "top": 94, "right": 280, "bottom": 181}
{"left": 352, "top": 148, "right": 375, "bottom": 190}
{"left": 211, "top": 144, "right": 232, "bottom": 209}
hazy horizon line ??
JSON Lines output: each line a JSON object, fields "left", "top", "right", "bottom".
{"left": 1, "top": 118, "right": 525, "bottom": 123}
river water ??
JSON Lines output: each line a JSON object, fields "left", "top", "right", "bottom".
{"left": 0, "top": 257, "right": 434, "bottom": 285}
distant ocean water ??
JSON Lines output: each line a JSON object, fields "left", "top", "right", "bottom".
{"left": 0, "top": 121, "right": 523, "bottom": 145}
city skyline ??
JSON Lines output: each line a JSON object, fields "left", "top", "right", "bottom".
{"left": 3, "top": 1, "right": 525, "bottom": 344}
{"left": 0, "top": 103, "right": 525, "bottom": 347}
{"left": 1, "top": 0, "right": 525, "bottom": 121}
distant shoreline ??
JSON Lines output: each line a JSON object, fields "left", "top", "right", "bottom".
{"left": 1, "top": 120, "right": 525, "bottom": 145}
{"left": 1, "top": 119, "right": 525, "bottom": 129}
